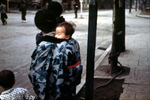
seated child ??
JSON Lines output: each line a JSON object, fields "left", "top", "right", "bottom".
{"left": 0, "top": 70, "right": 35, "bottom": 100}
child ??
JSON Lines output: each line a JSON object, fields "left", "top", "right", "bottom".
{"left": 54, "top": 21, "right": 75, "bottom": 40}
{"left": 28, "top": 9, "right": 82, "bottom": 100}
{"left": 0, "top": 70, "right": 35, "bottom": 100}
{"left": 0, "top": 1, "right": 8, "bottom": 25}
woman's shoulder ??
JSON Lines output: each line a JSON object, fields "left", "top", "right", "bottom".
{"left": 65, "top": 38, "right": 80, "bottom": 50}
{"left": 67, "top": 38, "right": 79, "bottom": 44}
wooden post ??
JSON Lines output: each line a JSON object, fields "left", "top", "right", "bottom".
{"left": 7, "top": 0, "right": 9, "bottom": 12}
{"left": 109, "top": 0, "right": 125, "bottom": 74}
{"left": 139, "top": 0, "right": 140, "bottom": 9}
{"left": 85, "top": 0, "right": 97, "bottom": 99}
{"left": 135, "top": 0, "right": 137, "bottom": 11}
{"left": 129, "top": 0, "right": 132, "bottom": 13}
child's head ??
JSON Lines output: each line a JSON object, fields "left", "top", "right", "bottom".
{"left": 34, "top": 9, "right": 56, "bottom": 33}
{"left": 47, "top": 1, "right": 63, "bottom": 18}
{"left": 55, "top": 22, "right": 75, "bottom": 40}
{"left": 0, "top": 70, "right": 15, "bottom": 89}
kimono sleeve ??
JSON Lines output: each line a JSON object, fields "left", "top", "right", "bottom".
{"left": 63, "top": 39, "right": 83, "bottom": 86}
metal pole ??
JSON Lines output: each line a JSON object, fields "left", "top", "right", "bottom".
{"left": 80, "top": 1, "right": 83, "bottom": 18}
{"left": 85, "top": 0, "right": 97, "bottom": 100}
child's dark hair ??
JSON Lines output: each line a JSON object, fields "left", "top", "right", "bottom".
{"left": 57, "top": 22, "right": 75, "bottom": 37}
{"left": 34, "top": 9, "right": 56, "bottom": 33}
{"left": 0, "top": 70, "right": 15, "bottom": 89}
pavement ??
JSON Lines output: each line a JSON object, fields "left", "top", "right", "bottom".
{"left": 118, "top": 11, "right": 150, "bottom": 100}
{"left": 93, "top": 11, "right": 150, "bottom": 100}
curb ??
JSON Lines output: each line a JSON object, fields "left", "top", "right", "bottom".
{"left": 136, "top": 11, "right": 150, "bottom": 19}
{"left": 76, "top": 44, "right": 112, "bottom": 94}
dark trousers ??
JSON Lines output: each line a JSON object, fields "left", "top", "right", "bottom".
{"left": 75, "top": 10, "right": 77, "bottom": 18}
{"left": 1, "top": 13, "right": 7, "bottom": 24}
{"left": 22, "top": 12, "right": 26, "bottom": 20}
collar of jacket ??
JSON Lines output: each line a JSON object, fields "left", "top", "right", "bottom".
{"left": 42, "top": 35, "right": 66, "bottom": 43}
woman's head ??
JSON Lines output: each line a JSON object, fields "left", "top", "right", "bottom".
{"left": 34, "top": 9, "right": 56, "bottom": 33}
{"left": 48, "top": 1, "right": 63, "bottom": 17}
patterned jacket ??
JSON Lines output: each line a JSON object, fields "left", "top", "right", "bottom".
{"left": 28, "top": 35, "right": 82, "bottom": 100}
{"left": 0, "top": 87, "right": 35, "bottom": 100}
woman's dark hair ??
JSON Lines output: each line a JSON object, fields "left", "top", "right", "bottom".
{"left": 1, "top": 0, "right": 5, "bottom": 4}
{"left": 21, "top": 0, "right": 26, "bottom": 4}
{"left": 47, "top": 1, "right": 63, "bottom": 17}
{"left": 0, "top": 70, "right": 15, "bottom": 89}
{"left": 57, "top": 22, "right": 75, "bottom": 37}
{"left": 34, "top": 9, "right": 56, "bottom": 33}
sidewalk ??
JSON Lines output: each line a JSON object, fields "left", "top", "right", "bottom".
{"left": 119, "top": 11, "right": 150, "bottom": 99}
{"left": 93, "top": 11, "right": 150, "bottom": 99}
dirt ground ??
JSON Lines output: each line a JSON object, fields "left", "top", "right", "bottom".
{"left": 76, "top": 78, "right": 124, "bottom": 100}
{"left": 76, "top": 64, "right": 130, "bottom": 100}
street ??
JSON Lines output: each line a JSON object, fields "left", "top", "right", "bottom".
{"left": 0, "top": 9, "right": 149, "bottom": 96}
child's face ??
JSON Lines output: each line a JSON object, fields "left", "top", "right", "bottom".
{"left": 55, "top": 26, "right": 70, "bottom": 40}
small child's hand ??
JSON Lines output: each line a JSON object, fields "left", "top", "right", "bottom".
{"left": 34, "top": 95, "right": 40, "bottom": 100}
